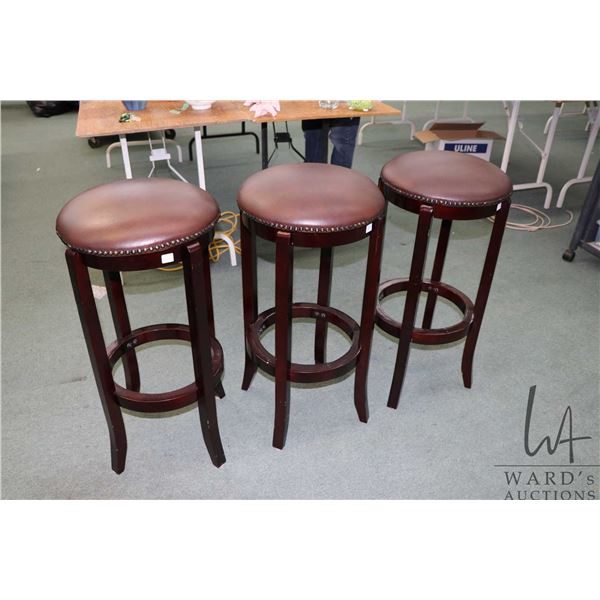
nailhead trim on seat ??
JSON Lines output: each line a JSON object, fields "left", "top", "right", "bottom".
{"left": 381, "top": 180, "right": 512, "bottom": 208}
{"left": 56, "top": 214, "right": 220, "bottom": 257}
{"left": 241, "top": 209, "right": 386, "bottom": 233}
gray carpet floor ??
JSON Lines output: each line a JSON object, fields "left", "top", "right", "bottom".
{"left": 1, "top": 100, "right": 599, "bottom": 499}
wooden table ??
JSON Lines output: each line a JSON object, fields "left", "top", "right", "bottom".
{"left": 76, "top": 100, "right": 402, "bottom": 188}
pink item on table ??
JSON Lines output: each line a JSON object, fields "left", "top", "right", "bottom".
{"left": 244, "top": 100, "right": 281, "bottom": 118}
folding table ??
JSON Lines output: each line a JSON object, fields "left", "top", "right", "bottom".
{"left": 76, "top": 100, "right": 402, "bottom": 188}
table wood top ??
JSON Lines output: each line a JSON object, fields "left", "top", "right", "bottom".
{"left": 76, "top": 100, "right": 402, "bottom": 138}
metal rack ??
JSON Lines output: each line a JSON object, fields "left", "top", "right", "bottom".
{"left": 563, "top": 158, "right": 600, "bottom": 262}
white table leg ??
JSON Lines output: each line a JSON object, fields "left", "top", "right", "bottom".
{"left": 501, "top": 100, "right": 520, "bottom": 173}
{"left": 357, "top": 116, "right": 375, "bottom": 145}
{"left": 119, "top": 134, "right": 133, "bottom": 179}
{"left": 194, "top": 126, "right": 206, "bottom": 190}
{"left": 536, "top": 102, "right": 562, "bottom": 185}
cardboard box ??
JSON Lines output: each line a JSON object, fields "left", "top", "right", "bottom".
{"left": 415, "top": 122, "right": 504, "bottom": 161}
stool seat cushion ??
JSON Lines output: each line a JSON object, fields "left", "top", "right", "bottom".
{"left": 381, "top": 151, "right": 512, "bottom": 207}
{"left": 237, "top": 163, "right": 385, "bottom": 232}
{"left": 56, "top": 178, "right": 220, "bottom": 256}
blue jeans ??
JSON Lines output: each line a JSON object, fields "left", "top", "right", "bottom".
{"left": 302, "top": 118, "right": 360, "bottom": 168}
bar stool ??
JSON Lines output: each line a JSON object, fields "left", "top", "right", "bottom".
{"left": 238, "top": 163, "right": 386, "bottom": 449}
{"left": 376, "top": 151, "right": 512, "bottom": 408}
{"left": 56, "top": 178, "right": 226, "bottom": 473}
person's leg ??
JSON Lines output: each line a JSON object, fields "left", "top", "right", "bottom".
{"left": 302, "top": 119, "right": 327, "bottom": 163}
{"left": 330, "top": 117, "right": 360, "bottom": 168}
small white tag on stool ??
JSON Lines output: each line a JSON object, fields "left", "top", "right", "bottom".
{"left": 496, "top": 203, "right": 502, "bottom": 212}
{"left": 161, "top": 252, "right": 175, "bottom": 264}
{"left": 366, "top": 223, "right": 373, "bottom": 234}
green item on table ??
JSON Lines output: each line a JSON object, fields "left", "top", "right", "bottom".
{"left": 118, "top": 112, "right": 141, "bottom": 123}
{"left": 169, "top": 102, "right": 190, "bottom": 115}
{"left": 348, "top": 100, "right": 374, "bottom": 112}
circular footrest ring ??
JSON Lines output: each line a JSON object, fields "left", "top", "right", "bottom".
{"left": 248, "top": 302, "right": 360, "bottom": 384}
{"left": 376, "top": 278, "right": 474, "bottom": 344}
{"left": 106, "top": 323, "right": 223, "bottom": 413}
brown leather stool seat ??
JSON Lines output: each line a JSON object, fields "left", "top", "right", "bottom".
{"left": 376, "top": 151, "right": 512, "bottom": 408}
{"left": 380, "top": 151, "right": 512, "bottom": 210}
{"left": 238, "top": 163, "right": 386, "bottom": 449}
{"left": 57, "top": 178, "right": 226, "bottom": 473}
{"left": 238, "top": 163, "right": 384, "bottom": 234}
{"left": 56, "top": 178, "right": 220, "bottom": 257}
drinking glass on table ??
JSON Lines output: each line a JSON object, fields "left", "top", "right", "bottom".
{"left": 319, "top": 100, "right": 339, "bottom": 110}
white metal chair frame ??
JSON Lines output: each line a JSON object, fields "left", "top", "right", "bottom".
{"left": 556, "top": 104, "right": 600, "bottom": 208}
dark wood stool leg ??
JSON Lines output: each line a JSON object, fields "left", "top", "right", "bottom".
{"left": 182, "top": 241, "right": 226, "bottom": 468}
{"left": 387, "top": 205, "right": 434, "bottom": 409}
{"left": 421, "top": 219, "right": 452, "bottom": 329}
{"left": 314, "top": 247, "right": 333, "bottom": 363}
{"left": 261, "top": 122, "right": 269, "bottom": 169}
{"left": 354, "top": 217, "right": 386, "bottom": 422}
{"left": 201, "top": 243, "right": 226, "bottom": 399}
{"left": 273, "top": 231, "right": 293, "bottom": 449}
{"left": 103, "top": 271, "right": 141, "bottom": 392}
{"left": 215, "top": 381, "right": 226, "bottom": 399}
{"left": 461, "top": 201, "right": 510, "bottom": 389}
{"left": 241, "top": 218, "right": 258, "bottom": 390}
{"left": 66, "top": 250, "right": 127, "bottom": 474}
{"left": 202, "top": 245, "right": 217, "bottom": 341}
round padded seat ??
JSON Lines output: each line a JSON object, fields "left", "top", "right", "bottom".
{"left": 380, "top": 151, "right": 512, "bottom": 207}
{"left": 238, "top": 163, "right": 385, "bottom": 232}
{"left": 56, "top": 178, "right": 220, "bottom": 256}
